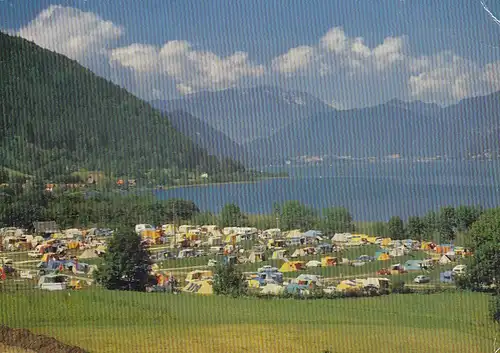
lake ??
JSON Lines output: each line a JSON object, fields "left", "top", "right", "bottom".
{"left": 155, "top": 161, "right": 500, "bottom": 221}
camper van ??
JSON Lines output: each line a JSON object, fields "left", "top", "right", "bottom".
{"left": 135, "top": 224, "right": 155, "bottom": 234}
{"left": 38, "top": 274, "right": 68, "bottom": 291}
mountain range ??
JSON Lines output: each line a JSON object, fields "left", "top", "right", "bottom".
{"left": 151, "top": 86, "right": 333, "bottom": 144}
{"left": 153, "top": 87, "right": 500, "bottom": 166}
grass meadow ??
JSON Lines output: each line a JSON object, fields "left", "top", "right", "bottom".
{"left": 0, "top": 288, "right": 497, "bottom": 353}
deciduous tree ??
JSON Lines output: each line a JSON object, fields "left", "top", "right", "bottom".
{"left": 94, "top": 230, "right": 152, "bottom": 291}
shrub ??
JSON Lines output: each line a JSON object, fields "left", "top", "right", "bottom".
{"left": 212, "top": 263, "right": 247, "bottom": 297}
{"left": 391, "top": 280, "right": 413, "bottom": 294}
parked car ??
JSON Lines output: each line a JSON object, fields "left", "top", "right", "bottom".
{"left": 413, "top": 275, "right": 431, "bottom": 284}
{"left": 452, "top": 265, "right": 467, "bottom": 276}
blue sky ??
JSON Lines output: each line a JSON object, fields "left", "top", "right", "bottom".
{"left": 2, "top": 0, "right": 500, "bottom": 108}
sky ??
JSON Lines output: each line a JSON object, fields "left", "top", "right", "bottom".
{"left": 1, "top": 0, "right": 500, "bottom": 109}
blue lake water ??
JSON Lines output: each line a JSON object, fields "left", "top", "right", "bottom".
{"left": 155, "top": 161, "right": 500, "bottom": 221}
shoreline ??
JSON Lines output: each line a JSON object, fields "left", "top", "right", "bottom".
{"left": 155, "top": 175, "right": 289, "bottom": 192}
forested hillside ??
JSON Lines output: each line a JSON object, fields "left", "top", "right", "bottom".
{"left": 0, "top": 31, "right": 242, "bottom": 179}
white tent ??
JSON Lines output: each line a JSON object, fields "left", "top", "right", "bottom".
{"left": 291, "top": 248, "right": 307, "bottom": 258}
{"left": 332, "top": 233, "right": 352, "bottom": 243}
{"left": 78, "top": 249, "right": 99, "bottom": 259}
{"left": 260, "top": 284, "right": 284, "bottom": 295}
{"left": 305, "top": 260, "right": 322, "bottom": 268}
{"left": 438, "top": 255, "right": 453, "bottom": 265}
{"left": 389, "top": 247, "right": 405, "bottom": 257}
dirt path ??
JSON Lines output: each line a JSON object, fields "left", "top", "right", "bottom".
{"left": 0, "top": 343, "right": 35, "bottom": 352}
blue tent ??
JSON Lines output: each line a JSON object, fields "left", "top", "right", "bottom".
{"left": 404, "top": 260, "right": 423, "bottom": 271}
{"left": 440, "top": 271, "right": 455, "bottom": 283}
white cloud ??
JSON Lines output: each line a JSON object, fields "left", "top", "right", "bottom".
{"left": 406, "top": 52, "right": 500, "bottom": 104}
{"left": 271, "top": 27, "right": 499, "bottom": 107}
{"left": 271, "top": 46, "right": 315, "bottom": 74}
{"left": 110, "top": 41, "right": 265, "bottom": 94}
{"left": 16, "top": 5, "right": 123, "bottom": 62}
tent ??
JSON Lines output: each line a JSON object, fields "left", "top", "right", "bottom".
{"left": 271, "top": 249, "right": 288, "bottom": 260}
{"left": 260, "top": 283, "right": 284, "bottom": 295}
{"left": 305, "top": 260, "right": 322, "bottom": 268}
{"left": 248, "top": 251, "right": 266, "bottom": 263}
{"left": 375, "top": 251, "right": 390, "bottom": 261}
{"left": 332, "top": 233, "right": 351, "bottom": 243}
{"left": 321, "top": 256, "right": 337, "bottom": 267}
{"left": 336, "top": 280, "right": 362, "bottom": 292}
{"left": 438, "top": 255, "right": 453, "bottom": 265}
{"left": 440, "top": 271, "right": 455, "bottom": 283}
{"left": 183, "top": 280, "right": 213, "bottom": 295}
{"left": 389, "top": 247, "right": 405, "bottom": 257}
{"left": 285, "top": 229, "right": 303, "bottom": 238}
{"left": 381, "top": 238, "right": 392, "bottom": 246}
{"left": 78, "top": 249, "right": 99, "bottom": 260}
{"left": 279, "top": 261, "right": 305, "bottom": 273}
{"left": 404, "top": 260, "right": 423, "bottom": 271}
{"left": 291, "top": 248, "right": 307, "bottom": 258}
{"left": 208, "top": 236, "right": 222, "bottom": 246}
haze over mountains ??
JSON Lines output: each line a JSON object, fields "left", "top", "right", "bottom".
{"left": 151, "top": 86, "right": 333, "bottom": 143}
{"left": 152, "top": 86, "right": 500, "bottom": 166}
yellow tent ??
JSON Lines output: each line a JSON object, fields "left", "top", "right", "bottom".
{"left": 421, "top": 242, "right": 432, "bottom": 250}
{"left": 51, "top": 233, "right": 65, "bottom": 239}
{"left": 336, "top": 280, "right": 362, "bottom": 292}
{"left": 365, "top": 236, "right": 377, "bottom": 244}
{"left": 68, "top": 241, "right": 80, "bottom": 250}
{"left": 381, "top": 238, "right": 392, "bottom": 246}
{"left": 377, "top": 253, "right": 391, "bottom": 261}
{"left": 41, "top": 253, "right": 56, "bottom": 262}
{"left": 185, "top": 270, "right": 213, "bottom": 282}
{"left": 321, "top": 256, "right": 337, "bottom": 267}
{"left": 141, "top": 229, "right": 159, "bottom": 240}
{"left": 285, "top": 229, "right": 302, "bottom": 238}
{"left": 186, "top": 232, "right": 198, "bottom": 241}
{"left": 247, "top": 279, "right": 261, "bottom": 288}
{"left": 279, "top": 261, "right": 305, "bottom": 273}
{"left": 183, "top": 280, "right": 213, "bottom": 295}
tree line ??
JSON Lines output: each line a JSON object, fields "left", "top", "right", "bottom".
{"left": 0, "top": 177, "right": 484, "bottom": 247}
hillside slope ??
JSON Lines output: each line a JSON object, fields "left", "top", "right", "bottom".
{"left": 165, "top": 111, "right": 251, "bottom": 163}
{"left": 0, "top": 32, "right": 233, "bottom": 178}
{"left": 151, "top": 86, "right": 334, "bottom": 143}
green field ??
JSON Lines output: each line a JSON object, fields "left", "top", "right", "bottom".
{"left": 0, "top": 288, "right": 497, "bottom": 353}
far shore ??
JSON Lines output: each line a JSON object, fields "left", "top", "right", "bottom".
{"left": 154, "top": 175, "right": 289, "bottom": 192}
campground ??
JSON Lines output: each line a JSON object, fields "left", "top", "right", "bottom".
{"left": 0, "top": 288, "right": 496, "bottom": 353}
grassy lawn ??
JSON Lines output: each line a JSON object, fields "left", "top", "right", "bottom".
{"left": 0, "top": 288, "right": 496, "bottom": 353}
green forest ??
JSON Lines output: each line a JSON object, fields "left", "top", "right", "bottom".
{"left": 0, "top": 31, "right": 248, "bottom": 182}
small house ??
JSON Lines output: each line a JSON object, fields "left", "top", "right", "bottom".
{"left": 33, "top": 221, "right": 60, "bottom": 238}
